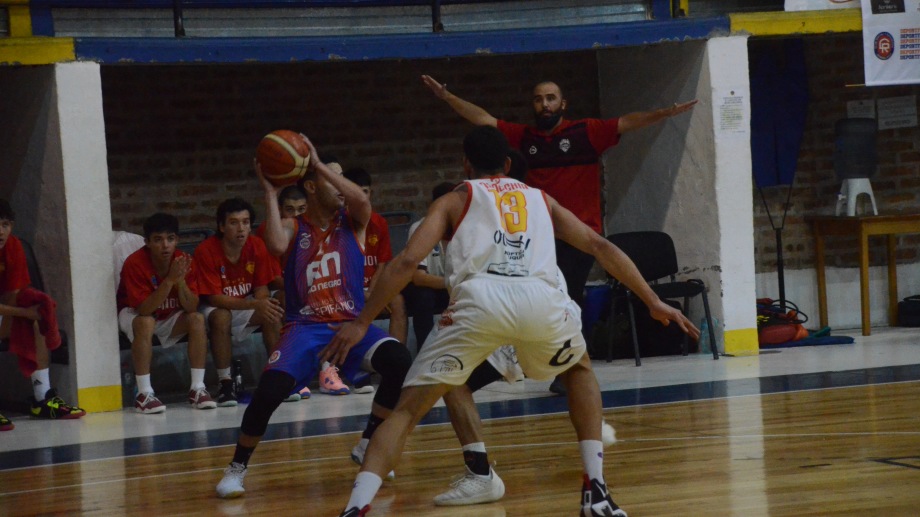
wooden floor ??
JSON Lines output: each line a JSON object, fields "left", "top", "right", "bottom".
{"left": 2, "top": 381, "right": 919, "bottom": 516}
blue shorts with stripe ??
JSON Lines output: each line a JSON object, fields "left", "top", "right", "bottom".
{"left": 265, "top": 322, "right": 393, "bottom": 386}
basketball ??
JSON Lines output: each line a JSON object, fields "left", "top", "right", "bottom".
{"left": 256, "top": 130, "right": 311, "bottom": 186}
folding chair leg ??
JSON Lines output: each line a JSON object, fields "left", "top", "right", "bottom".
{"left": 627, "top": 296, "right": 641, "bottom": 366}
{"left": 606, "top": 295, "right": 619, "bottom": 363}
{"left": 701, "top": 291, "right": 718, "bottom": 360}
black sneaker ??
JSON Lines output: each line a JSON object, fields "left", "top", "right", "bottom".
{"left": 339, "top": 505, "right": 370, "bottom": 517}
{"left": 581, "top": 476, "right": 627, "bottom": 517}
{"left": 216, "top": 379, "right": 238, "bottom": 407}
{"left": 31, "top": 389, "right": 86, "bottom": 419}
{"left": 549, "top": 375, "right": 567, "bottom": 396}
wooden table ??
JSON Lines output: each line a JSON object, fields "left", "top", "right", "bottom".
{"left": 807, "top": 214, "right": 920, "bottom": 336}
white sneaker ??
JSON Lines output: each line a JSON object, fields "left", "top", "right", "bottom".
{"left": 433, "top": 466, "right": 505, "bottom": 506}
{"left": 216, "top": 462, "right": 247, "bottom": 499}
{"left": 352, "top": 384, "right": 375, "bottom": 394}
{"left": 350, "top": 438, "right": 395, "bottom": 479}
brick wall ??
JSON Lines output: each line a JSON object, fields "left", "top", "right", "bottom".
{"left": 103, "top": 53, "right": 600, "bottom": 232}
{"left": 754, "top": 34, "right": 920, "bottom": 272}
{"left": 104, "top": 37, "right": 920, "bottom": 272}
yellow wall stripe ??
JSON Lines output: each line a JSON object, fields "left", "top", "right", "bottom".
{"left": 77, "top": 385, "right": 123, "bottom": 413}
{"left": 731, "top": 9, "right": 862, "bottom": 36}
{"left": 7, "top": 4, "right": 33, "bottom": 37}
{"left": 724, "top": 328, "right": 760, "bottom": 356}
{"left": 0, "top": 37, "right": 75, "bottom": 65}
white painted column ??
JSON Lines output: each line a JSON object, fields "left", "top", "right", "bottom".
{"left": 55, "top": 62, "right": 122, "bottom": 412}
{"left": 706, "top": 36, "right": 759, "bottom": 355}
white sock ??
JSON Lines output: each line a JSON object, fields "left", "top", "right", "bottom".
{"left": 136, "top": 374, "right": 153, "bottom": 395}
{"left": 579, "top": 440, "right": 605, "bottom": 483}
{"left": 345, "top": 471, "right": 382, "bottom": 511}
{"left": 217, "top": 367, "right": 231, "bottom": 381}
{"left": 31, "top": 368, "right": 51, "bottom": 400}
{"left": 190, "top": 368, "right": 206, "bottom": 390}
{"left": 461, "top": 442, "right": 487, "bottom": 454}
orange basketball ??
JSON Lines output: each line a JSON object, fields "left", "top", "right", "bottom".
{"left": 256, "top": 130, "right": 311, "bottom": 186}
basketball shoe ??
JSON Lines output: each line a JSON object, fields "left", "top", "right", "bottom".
{"left": 216, "top": 462, "right": 247, "bottom": 499}
{"left": 350, "top": 438, "right": 395, "bottom": 479}
{"left": 0, "top": 413, "right": 13, "bottom": 431}
{"left": 338, "top": 505, "right": 370, "bottom": 517}
{"left": 188, "top": 388, "right": 217, "bottom": 410}
{"left": 31, "top": 389, "right": 85, "bottom": 419}
{"left": 135, "top": 392, "right": 166, "bottom": 414}
{"left": 581, "top": 475, "right": 627, "bottom": 517}
{"left": 320, "top": 363, "right": 350, "bottom": 395}
{"left": 433, "top": 466, "right": 505, "bottom": 506}
{"left": 216, "top": 379, "right": 238, "bottom": 407}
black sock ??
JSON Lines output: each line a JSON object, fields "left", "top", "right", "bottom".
{"left": 361, "top": 414, "right": 385, "bottom": 440}
{"left": 232, "top": 443, "right": 255, "bottom": 467}
{"left": 463, "top": 450, "right": 490, "bottom": 476}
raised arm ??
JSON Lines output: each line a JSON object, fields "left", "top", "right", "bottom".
{"left": 304, "top": 137, "right": 372, "bottom": 230}
{"left": 256, "top": 161, "right": 296, "bottom": 256}
{"left": 617, "top": 99, "right": 697, "bottom": 134}
{"left": 422, "top": 75, "right": 498, "bottom": 127}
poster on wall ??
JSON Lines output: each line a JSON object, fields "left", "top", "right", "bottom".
{"left": 785, "top": 0, "right": 859, "bottom": 11}
{"left": 862, "top": 0, "right": 920, "bottom": 86}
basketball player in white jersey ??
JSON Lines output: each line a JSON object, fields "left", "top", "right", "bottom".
{"left": 326, "top": 126, "right": 698, "bottom": 517}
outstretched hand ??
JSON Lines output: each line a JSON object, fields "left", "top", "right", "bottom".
{"left": 421, "top": 75, "right": 449, "bottom": 100}
{"left": 665, "top": 99, "right": 698, "bottom": 117}
{"left": 648, "top": 299, "right": 701, "bottom": 341}
{"left": 321, "top": 321, "right": 370, "bottom": 366}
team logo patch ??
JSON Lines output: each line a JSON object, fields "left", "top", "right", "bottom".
{"left": 559, "top": 138, "right": 571, "bottom": 153}
{"left": 268, "top": 350, "right": 281, "bottom": 364}
{"left": 246, "top": 261, "right": 255, "bottom": 274}
{"left": 438, "top": 309, "right": 455, "bottom": 329}
{"left": 528, "top": 145, "right": 538, "bottom": 155}
{"left": 368, "top": 233, "right": 379, "bottom": 247}
{"left": 430, "top": 354, "right": 464, "bottom": 374}
{"left": 875, "top": 32, "right": 894, "bottom": 60}
{"left": 299, "top": 232, "right": 312, "bottom": 250}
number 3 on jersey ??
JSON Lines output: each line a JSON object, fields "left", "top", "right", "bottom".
{"left": 491, "top": 191, "right": 528, "bottom": 233}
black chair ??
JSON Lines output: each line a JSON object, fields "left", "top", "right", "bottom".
{"left": 605, "top": 231, "right": 718, "bottom": 366}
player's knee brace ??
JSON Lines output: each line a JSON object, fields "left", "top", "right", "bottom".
{"left": 370, "top": 339, "right": 412, "bottom": 410}
{"left": 465, "top": 360, "right": 504, "bottom": 393}
{"left": 240, "top": 370, "right": 295, "bottom": 437}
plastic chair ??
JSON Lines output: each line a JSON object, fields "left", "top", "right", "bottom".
{"left": 605, "top": 231, "right": 718, "bottom": 366}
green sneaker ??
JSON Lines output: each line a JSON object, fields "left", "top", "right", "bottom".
{"left": 0, "top": 413, "right": 13, "bottom": 431}
{"left": 31, "top": 389, "right": 86, "bottom": 419}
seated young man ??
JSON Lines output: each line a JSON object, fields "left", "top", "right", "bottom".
{"left": 194, "top": 198, "right": 284, "bottom": 407}
{"left": 0, "top": 198, "right": 84, "bottom": 424}
{"left": 117, "top": 213, "right": 211, "bottom": 413}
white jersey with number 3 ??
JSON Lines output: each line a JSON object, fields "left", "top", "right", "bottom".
{"left": 446, "top": 177, "right": 561, "bottom": 292}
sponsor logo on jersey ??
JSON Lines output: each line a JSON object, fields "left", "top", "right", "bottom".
{"left": 438, "top": 308, "right": 455, "bottom": 329}
{"left": 528, "top": 145, "right": 538, "bottom": 155}
{"left": 268, "top": 350, "right": 281, "bottom": 364}
{"left": 299, "top": 232, "right": 312, "bottom": 250}
{"left": 559, "top": 138, "right": 571, "bottom": 152}
{"left": 306, "top": 251, "right": 341, "bottom": 285}
{"left": 223, "top": 282, "right": 252, "bottom": 297}
{"left": 157, "top": 298, "right": 180, "bottom": 311}
{"left": 430, "top": 354, "right": 464, "bottom": 373}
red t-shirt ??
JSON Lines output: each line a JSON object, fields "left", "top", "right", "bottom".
{"left": 0, "top": 235, "right": 30, "bottom": 295}
{"left": 498, "top": 118, "right": 620, "bottom": 233}
{"left": 116, "top": 247, "right": 197, "bottom": 321}
{"left": 193, "top": 235, "right": 274, "bottom": 298}
{"left": 363, "top": 212, "right": 393, "bottom": 288}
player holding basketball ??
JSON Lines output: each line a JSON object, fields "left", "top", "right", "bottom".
{"left": 215, "top": 137, "right": 412, "bottom": 499}
{"left": 328, "top": 127, "right": 697, "bottom": 517}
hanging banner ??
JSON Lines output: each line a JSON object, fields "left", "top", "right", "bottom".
{"left": 785, "top": 0, "right": 859, "bottom": 11}
{"left": 862, "top": 0, "right": 920, "bottom": 86}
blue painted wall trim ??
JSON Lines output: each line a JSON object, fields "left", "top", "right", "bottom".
{"left": 73, "top": 17, "right": 729, "bottom": 64}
